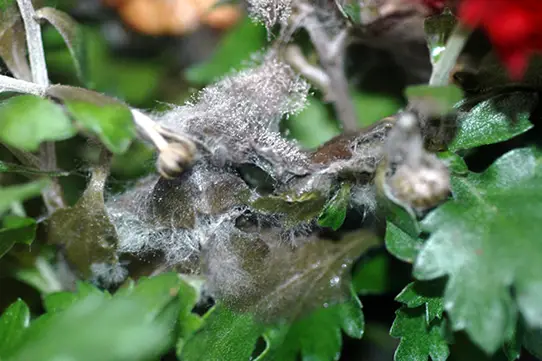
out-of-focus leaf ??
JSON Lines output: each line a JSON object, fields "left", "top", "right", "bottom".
{"left": 523, "top": 328, "right": 542, "bottom": 359}
{"left": 3, "top": 274, "right": 182, "bottom": 361}
{"left": 405, "top": 84, "right": 463, "bottom": 116}
{"left": 503, "top": 326, "right": 522, "bottom": 361}
{"left": 353, "top": 91, "right": 402, "bottom": 127}
{"left": 0, "top": 6, "right": 31, "bottom": 81}
{"left": 48, "top": 159, "right": 119, "bottom": 278}
{"left": 352, "top": 252, "right": 390, "bottom": 295}
{"left": 285, "top": 96, "right": 340, "bottom": 149}
{"left": 44, "top": 282, "right": 107, "bottom": 313}
{"left": 424, "top": 13, "right": 456, "bottom": 64}
{"left": 176, "top": 278, "right": 203, "bottom": 356}
{"left": 35, "top": 7, "right": 87, "bottom": 83}
{"left": 0, "top": 160, "right": 69, "bottom": 176}
{"left": 413, "top": 148, "right": 542, "bottom": 354}
{"left": 0, "top": 299, "right": 30, "bottom": 356}
{"left": 449, "top": 92, "right": 537, "bottom": 152}
{"left": 0, "top": 216, "right": 36, "bottom": 259}
{"left": 396, "top": 280, "right": 446, "bottom": 324}
{"left": 318, "top": 183, "right": 351, "bottom": 231}
{"left": 384, "top": 209, "right": 423, "bottom": 264}
{"left": 47, "top": 85, "right": 136, "bottom": 154}
{"left": 185, "top": 17, "right": 266, "bottom": 85}
{"left": 0, "top": 179, "right": 49, "bottom": 215}
{"left": 257, "top": 292, "right": 364, "bottom": 361}
{"left": 0, "top": 95, "right": 76, "bottom": 151}
{"left": 181, "top": 305, "right": 262, "bottom": 361}
{"left": 391, "top": 306, "right": 450, "bottom": 361}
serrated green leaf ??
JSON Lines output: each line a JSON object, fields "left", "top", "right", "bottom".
{"left": 413, "top": 147, "right": 542, "bottom": 354}
{"left": 396, "top": 280, "right": 446, "bottom": 324}
{"left": 35, "top": 7, "right": 87, "bottom": 84}
{"left": 318, "top": 183, "right": 351, "bottom": 230}
{"left": 385, "top": 221, "right": 424, "bottom": 263}
{"left": 181, "top": 305, "right": 262, "bottom": 361}
{"left": 438, "top": 151, "right": 468, "bottom": 175}
{"left": 185, "top": 17, "right": 266, "bottom": 85}
{"left": 391, "top": 306, "right": 450, "bottom": 361}
{"left": 0, "top": 179, "right": 50, "bottom": 215}
{"left": 0, "top": 299, "right": 30, "bottom": 356}
{"left": 449, "top": 92, "right": 537, "bottom": 151}
{"left": 0, "top": 95, "right": 76, "bottom": 151}
{"left": 66, "top": 100, "right": 135, "bottom": 154}
{"left": 0, "top": 160, "right": 69, "bottom": 176}
{"left": 176, "top": 279, "right": 203, "bottom": 356}
{"left": 256, "top": 293, "right": 364, "bottom": 361}
{"left": 0, "top": 216, "right": 36, "bottom": 259}
{"left": 405, "top": 84, "right": 463, "bottom": 116}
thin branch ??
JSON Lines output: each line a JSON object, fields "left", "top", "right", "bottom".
{"left": 429, "top": 23, "right": 472, "bottom": 86}
{"left": 0, "top": 74, "right": 45, "bottom": 95}
{"left": 295, "top": 2, "right": 359, "bottom": 133}
{"left": 284, "top": 45, "right": 331, "bottom": 97}
{"left": 16, "top": 0, "right": 49, "bottom": 87}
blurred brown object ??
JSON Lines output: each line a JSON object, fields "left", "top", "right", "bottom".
{"left": 103, "top": 0, "right": 242, "bottom": 35}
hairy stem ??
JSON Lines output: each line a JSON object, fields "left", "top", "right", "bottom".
{"left": 429, "top": 23, "right": 472, "bottom": 86}
{"left": 0, "top": 74, "right": 45, "bottom": 95}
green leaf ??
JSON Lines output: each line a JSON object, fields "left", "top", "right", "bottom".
{"left": 352, "top": 252, "right": 390, "bottom": 295}
{"left": 449, "top": 92, "right": 537, "bottom": 152}
{"left": 0, "top": 95, "right": 76, "bottom": 151}
{"left": 35, "top": 7, "right": 87, "bottom": 83}
{"left": 66, "top": 100, "right": 135, "bottom": 154}
{"left": 185, "top": 17, "right": 266, "bottom": 85}
{"left": 0, "top": 299, "right": 30, "bottom": 356}
{"left": 176, "top": 278, "right": 204, "bottom": 356}
{"left": 48, "top": 161, "right": 119, "bottom": 277}
{"left": 44, "top": 282, "right": 107, "bottom": 313}
{"left": 396, "top": 280, "right": 446, "bottom": 324}
{"left": 46, "top": 85, "right": 136, "bottom": 154}
{"left": 390, "top": 306, "right": 450, "bottom": 361}
{"left": 0, "top": 216, "right": 36, "bottom": 259}
{"left": 353, "top": 91, "right": 402, "bottom": 127}
{"left": 438, "top": 151, "right": 468, "bottom": 175}
{"left": 181, "top": 305, "right": 262, "bottom": 361}
{"left": 503, "top": 325, "right": 522, "bottom": 361}
{"left": 413, "top": 147, "right": 542, "bottom": 354}
{"left": 385, "top": 220, "right": 423, "bottom": 264}
{"left": 0, "top": 179, "right": 49, "bottom": 215}
{"left": 318, "top": 183, "right": 351, "bottom": 230}
{"left": 0, "top": 161, "right": 70, "bottom": 176}
{"left": 405, "top": 84, "right": 463, "bottom": 116}
{"left": 257, "top": 293, "right": 364, "bottom": 361}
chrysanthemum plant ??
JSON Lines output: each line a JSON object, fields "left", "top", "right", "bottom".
{"left": 0, "top": 0, "right": 541, "bottom": 360}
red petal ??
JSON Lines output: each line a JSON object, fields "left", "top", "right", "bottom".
{"left": 458, "top": 0, "right": 489, "bottom": 27}
{"left": 499, "top": 48, "right": 530, "bottom": 80}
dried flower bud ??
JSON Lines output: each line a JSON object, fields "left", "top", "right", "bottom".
{"left": 157, "top": 142, "right": 196, "bottom": 179}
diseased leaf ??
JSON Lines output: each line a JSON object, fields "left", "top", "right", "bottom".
{"left": 204, "top": 229, "right": 380, "bottom": 322}
{"left": 185, "top": 17, "right": 266, "bottom": 85}
{"left": 3, "top": 275, "right": 182, "bottom": 361}
{"left": 413, "top": 148, "right": 542, "bottom": 354}
{"left": 48, "top": 159, "right": 119, "bottom": 278}
{"left": 391, "top": 306, "right": 450, "bottom": 361}
{"left": 35, "top": 7, "right": 87, "bottom": 83}
{"left": 0, "top": 216, "right": 36, "bottom": 259}
{"left": 181, "top": 305, "right": 262, "bottom": 361}
{"left": 0, "top": 299, "right": 30, "bottom": 356}
{"left": 46, "top": 85, "right": 136, "bottom": 154}
{"left": 0, "top": 95, "right": 76, "bottom": 151}
{"left": 0, "top": 160, "right": 69, "bottom": 176}
{"left": 0, "top": 6, "right": 31, "bottom": 81}
{"left": 0, "top": 179, "right": 50, "bottom": 215}
{"left": 257, "top": 292, "right": 364, "bottom": 361}
{"left": 449, "top": 92, "right": 537, "bottom": 152}
{"left": 318, "top": 183, "right": 351, "bottom": 231}
{"left": 396, "top": 280, "right": 446, "bottom": 324}
{"left": 405, "top": 84, "right": 463, "bottom": 116}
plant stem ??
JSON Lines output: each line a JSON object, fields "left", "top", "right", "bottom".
{"left": 16, "top": 0, "right": 49, "bottom": 87}
{"left": 429, "top": 23, "right": 473, "bottom": 86}
{"left": 0, "top": 74, "right": 45, "bottom": 95}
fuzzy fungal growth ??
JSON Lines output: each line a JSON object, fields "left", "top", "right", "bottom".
{"left": 245, "top": 0, "right": 293, "bottom": 29}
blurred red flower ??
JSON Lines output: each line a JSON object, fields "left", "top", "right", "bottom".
{"left": 458, "top": 0, "right": 542, "bottom": 79}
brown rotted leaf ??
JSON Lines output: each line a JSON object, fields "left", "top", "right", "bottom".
{"left": 203, "top": 228, "right": 381, "bottom": 322}
{"left": 0, "top": 5, "right": 31, "bottom": 81}
{"left": 48, "top": 155, "right": 119, "bottom": 278}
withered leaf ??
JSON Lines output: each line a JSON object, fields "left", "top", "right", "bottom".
{"left": 48, "top": 158, "right": 119, "bottom": 278}
{"left": 203, "top": 229, "right": 381, "bottom": 322}
{"left": 0, "top": 5, "right": 31, "bottom": 81}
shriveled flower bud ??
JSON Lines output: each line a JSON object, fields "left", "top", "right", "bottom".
{"left": 157, "top": 142, "right": 196, "bottom": 179}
